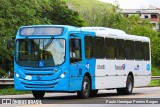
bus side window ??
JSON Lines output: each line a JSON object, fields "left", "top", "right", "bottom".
{"left": 143, "top": 42, "right": 150, "bottom": 60}
{"left": 85, "top": 36, "right": 93, "bottom": 59}
{"left": 135, "top": 41, "right": 143, "bottom": 60}
{"left": 116, "top": 39, "right": 125, "bottom": 59}
{"left": 125, "top": 40, "right": 134, "bottom": 60}
{"left": 93, "top": 37, "right": 105, "bottom": 58}
{"left": 70, "top": 38, "right": 82, "bottom": 63}
{"left": 105, "top": 38, "right": 115, "bottom": 59}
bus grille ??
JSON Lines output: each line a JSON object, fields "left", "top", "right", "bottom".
{"left": 22, "top": 81, "right": 58, "bottom": 89}
{"left": 24, "top": 68, "right": 55, "bottom": 76}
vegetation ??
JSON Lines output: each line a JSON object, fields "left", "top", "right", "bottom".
{"left": 0, "top": 86, "right": 31, "bottom": 95}
{"left": 151, "top": 66, "right": 160, "bottom": 76}
{"left": 149, "top": 80, "right": 160, "bottom": 86}
{"left": 149, "top": 67, "right": 160, "bottom": 86}
{"left": 65, "top": 0, "right": 114, "bottom": 26}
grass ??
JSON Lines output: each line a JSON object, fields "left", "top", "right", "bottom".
{"left": 0, "top": 86, "right": 31, "bottom": 95}
{"left": 65, "top": 0, "right": 113, "bottom": 10}
{"left": 147, "top": 66, "right": 160, "bottom": 86}
{"left": 151, "top": 66, "right": 160, "bottom": 76}
{"left": 148, "top": 80, "right": 160, "bottom": 87}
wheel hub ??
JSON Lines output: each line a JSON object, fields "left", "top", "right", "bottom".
{"left": 128, "top": 80, "right": 132, "bottom": 92}
{"left": 83, "top": 82, "right": 88, "bottom": 91}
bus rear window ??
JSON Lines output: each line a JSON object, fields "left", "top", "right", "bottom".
{"left": 20, "top": 27, "right": 64, "bottom": 36}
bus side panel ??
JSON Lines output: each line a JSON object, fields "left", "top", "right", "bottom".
{"left": 134, "top": 61, "right": 151, "bottom": 87}
{"left": 85, "top": 59, "right": 96, "bottom": 90}
{"left": 69, "top": 63, "right": 83, "bottom": 91}
{"left": 95, "top": 59, "right": 151, "bottom": 89}
{"left": 95, "top": 59, "right": 127, "bottom": 89}
{"left": 134, "top": 76, "right": 151, "bottom": 87}
{"left": 68, "top": 57, "right": 96, "bottom": 91}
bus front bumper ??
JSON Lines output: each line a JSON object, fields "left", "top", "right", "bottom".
{"left": 14, "top": 76, "right": 69, "bottom": 92}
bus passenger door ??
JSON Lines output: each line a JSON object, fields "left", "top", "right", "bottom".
{"left": 69, "top": 38, "right": 83, "bottom": 91}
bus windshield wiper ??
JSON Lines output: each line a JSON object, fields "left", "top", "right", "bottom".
{"left": 44, "top": 38, "right": 54, "bottom": 50}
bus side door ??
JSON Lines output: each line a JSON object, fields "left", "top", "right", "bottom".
{"left": 69, "top": 37, "right": 83, "bottom": 91}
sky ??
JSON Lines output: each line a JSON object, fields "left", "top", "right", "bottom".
{"left": 100, "top": 0, "right": 160, "bottom": 9}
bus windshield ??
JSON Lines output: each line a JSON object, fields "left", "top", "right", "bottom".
{"left": 16, "top": 39, "right": 65, "bottom": 67}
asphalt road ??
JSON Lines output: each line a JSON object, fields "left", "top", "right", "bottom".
{"left": 1, "top": 87, "right": 160, "bottom": 107}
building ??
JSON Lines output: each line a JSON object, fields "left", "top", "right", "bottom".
{"left": 121, "top": 7, "right": 160, "bottom": 31}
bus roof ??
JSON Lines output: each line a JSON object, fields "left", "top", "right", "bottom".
{"left": 126, "top": 34, "right": 150, "bottom": 42}
{"left": 81, "top": 27, "right": 150, "bottom": 42}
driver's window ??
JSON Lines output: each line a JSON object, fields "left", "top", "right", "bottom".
{"left": 70, "top": 38, "right": 82, "bottom": 63}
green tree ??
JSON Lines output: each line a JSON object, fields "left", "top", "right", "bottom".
{"left": 44, "top": 0, "right": 85, "bottom": 26}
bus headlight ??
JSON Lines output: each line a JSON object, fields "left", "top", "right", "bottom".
{"left": 60, "top": 74, "right": 65, "bottom": 78}
{"left": 16, "top": 74, "right": 19, "bottom": 78}
{"left": 60, "top": 72, "right": 67, "bottom": 78}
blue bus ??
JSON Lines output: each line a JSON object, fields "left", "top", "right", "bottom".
{"left": 12, "top": 25, "right": 151, "bottom": 99}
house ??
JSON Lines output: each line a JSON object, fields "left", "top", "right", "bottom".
{"left": 121, "top": 7, "right": 160, "bottom": 31}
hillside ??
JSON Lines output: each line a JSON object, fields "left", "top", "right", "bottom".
{"left": 64, "top": 0, "right": 113, "bottom": 11}
{"left": 64, "top": 0, "right": 115, "bottom": 26}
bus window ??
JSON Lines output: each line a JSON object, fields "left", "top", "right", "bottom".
{"left": 70, "top": 38, "right": 82, "bottom": 63}
{"left": 143, "top": 42, "right": 150, "bottom": 60}
{"left": 93, "top": 37, "right": 105, "bottom": 58}
{"left": 116, "top": 39, "right": 125, "bottom": 59}
{"left": 85, "top": 36, "right": 93, "bottom": 59}
{"left": 105, "top": 38, "right": 115, "bottom": 59}
{"left": 135, "top": 41, "right": 143, "bottom": 60}
{"left": 125, "top": 40, "right": 134, "bottom": 60}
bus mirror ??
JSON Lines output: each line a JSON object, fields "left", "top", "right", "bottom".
{"left": 7, "top": 39, "right": 11, "bottom": 50}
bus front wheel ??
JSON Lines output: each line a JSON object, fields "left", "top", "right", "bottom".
{"left": 77, "top": 76, "right": 91, "bottom": 98}
{"left": 32, "top": 91, "right": 45, "bottom": 99}
{"left": 117, "top": 75, "right": 133, "bottom": 95}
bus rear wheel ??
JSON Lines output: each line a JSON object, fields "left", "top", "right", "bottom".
{"left": 117, "top": 75, "right": 133, "bottom": 95}
{"left": 32, "top": 91, "right": 45, "bottom": 99}
{"left": 77, "top": 76, "right": 91, "bottom": 98}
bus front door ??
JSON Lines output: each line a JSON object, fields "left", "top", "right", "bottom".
{"left": 69, "top": 38, "right": 83, "bottom": 91}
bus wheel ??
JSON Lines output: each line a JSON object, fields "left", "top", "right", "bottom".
{"left": 32, "top": 91, "right": 45, "bottom": 99}
{"left": 90, "top": 90, "right": 98, "bottom": 97}
{"left": 77, "top": 76, "right": 91, "bottom": 98}
{"left": 117, "top": 75, "right": 133, "bottom": 95}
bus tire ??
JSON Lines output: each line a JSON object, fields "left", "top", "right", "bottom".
{"left": 32, "top": 91, "right": 45, "bottom": 99}
{"left": 90, "top": 90, "right": 98, "bottom": 97}
{"left": 77, "top": 76, "right": 91, "bottom": 98}
{"left": 117, "top": 75, "right": 133, "bottom": 95}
